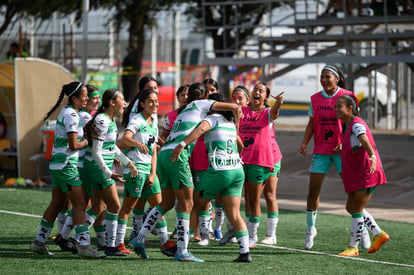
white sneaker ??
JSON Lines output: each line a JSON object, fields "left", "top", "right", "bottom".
{"left": 360, "top": 229, "right": 371, "bottom": 250}
{"left": 304, "top": 228, "right": 317, "bottom": 250}
{"left": 198, "top": 238, "right": 209, "bottom": 246}
{"left": 260, "top": 235, "right": 277, "bottom": 245}
{"left": 78, "top": 245, "right": 106, "bottom": 259}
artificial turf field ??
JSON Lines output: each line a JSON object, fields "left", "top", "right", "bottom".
{"left": 0, "top": 187, "right": 413, "bottom": 274}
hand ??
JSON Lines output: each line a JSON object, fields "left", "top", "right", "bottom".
{"left": 171, "top": 145, "right": 184, "bottom": 162}
{"left": 113, "top": 158, "right": 121, "bottom": 168}
{"left": 333, "top": 144, "right": 342, "bottom": 153}
{"left": 144, "top": 174, "right": 155, "bottom": 187}
{"left": 270, "top": 91, "right": 285, "bottom": 105}
{"left": 111, "top": 172, "right": 125, "bottom": 183}
{"left": 298, "top": 144, "right": 307, "bottom": 156}
{"left": 136, "top": 142, "right": 149, "bottom": 154}
{"left": 127, "top": 162, "right": 138, "bottom": 177}
{"left": 368, "top": 156, "right": 377, "bottom": 174}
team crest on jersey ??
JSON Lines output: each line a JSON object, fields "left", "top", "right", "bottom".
{"left": 70, "top": 112, "right": 77, "bottom": 117}
{"left": 98, "top": 119, "right": 105, "bottom": 125}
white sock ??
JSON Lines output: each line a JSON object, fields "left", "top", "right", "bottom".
{"left": 199, "top": 215, "right": 210, "bottom": 240}
{"left": 238, "top": 235, "right": 249, "bottom": 254}
{"left": 60, "top": 215, "right": 73, "bottom": 240}
{"left": 214, "top": 207, "right": 225, "bottom": 231}
{"left": 156, "top": 227, "right": 168, "bottom": 246}
{"left": 363, "top": 209, "right": 382, "bottom": 236}
{"left": 75, "top": 224, "right": 91, "bottom": 246}
{"left": 116, "top": 220, "right": 127, "bottom": 246}
{"left": 248, "top": 220, "right": 259, "bottom": 240}
{"left": 137, "top": 207, "right": 162, "bottom": 243}
{"left": 56, "top": 211, "right": 68, "bottom": 234}
{"left": 132, "top": 213, "right": 143, "bottom": 234}
{"left": 35, "top": 219, "right": 53, "bottom": 243}
{"left": 226, "top": 217, "right": 234, "bottom": 231}
{"left": 350, "top": 214, "right": 364, "bottom": 248}
{"left": 176, "top": 214, "right": 190, "bottom": 255}
{"left": 105, "top": 211, "right": 118, "bottom": 248}
{"left": 267, "top": 217, "right": 278, "bottom": 237}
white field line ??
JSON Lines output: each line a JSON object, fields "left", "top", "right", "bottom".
{"left": 1, "top": 208, "right": 413, "bottom": 268}
{"left": 259, "top": 244, "right": 414, "bottom": 269}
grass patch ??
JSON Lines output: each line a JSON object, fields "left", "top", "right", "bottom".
{"left": 0, "top": 187, "right": 413, "bottom": 274}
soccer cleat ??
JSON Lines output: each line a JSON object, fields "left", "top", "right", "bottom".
{"left": 339, "top": 246, "right": 359, "bottom": 257}
{"left": 304, "top": 228, "right": 317, "bottom": 250}
{"left": 230, "top": 237, "right": 237, "bottom": 243}
{"left": 97, "top": 244, "right": 106, "bottom": 251}
{"left": 233, "top": 253, "right": 252, "bottom": 263}
{"left": 105, "top": 246, "right": 126, "bottom": 256}
{"left": 129, "top": 238, "right": 148, "bottom": 259}
{"left": 30, "top": 241, "right": 53, "bottom": 256}
{"left": 128, "top": 231, "right": 138, "bottom": 243}
{"left": 160, "top": 240, "right": 177, "bottom": 257}
{"left": 248, "top": 237, "right": 257, "bottom": 248}
{"left": 214, "top": 229, "right": 222, "bottom": 241}
{"left": 260, "top": 235, "right": 277, "bottom": 245}
{"left": 174, "top": 252, "right": 205, "bottom": 262}
{"left": 198, "top": 238, "right": 209, "bottom": 246}
{"left": 54, "top": 234, "right": 78, "bottom": 254}
{"left": 360, "top": 229, "right": 371, "bottom": 250}
{"left": 78, "top": 245, "right": 106, "bottom": 259}
{"left": 368, "top": 231, "right": 390, "bottom": 254}
{"left": 219, "top": 229, "right": 235, "bottom": 245}
{"left": 117, "top": 243, "right": 132, "bottom": 254}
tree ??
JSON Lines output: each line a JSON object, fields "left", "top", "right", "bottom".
{"left": 185, "top": 0, "right": 290, "bottom": 94}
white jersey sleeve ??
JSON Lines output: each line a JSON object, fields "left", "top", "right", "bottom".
{"left": 64, "top": 109, "right": 81, "bottom": 133}
{"left": 94, "top": 114, "right": 109, "bottom": 141}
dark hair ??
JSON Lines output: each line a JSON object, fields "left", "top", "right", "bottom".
{"left": 10, "top": 42, "right": 19, "bottom": 49}
{"left": 122, "top": 88, "right": 157, "bottom": 127}
{"left": 176, "top": 84, "right": 190, "bottom": 97}
{"left": 322, "top": 65, "right": 346, "bottom": 89}
{"left": 338, "top": 94, "right": 360, "bottom": 117}
{"left": 203, "top": 78, "right": 219, "bottom": 91}
{"left": 84, "top": 89, "right": 119, "bottom": 141}
{"left": 44, "top": 81, "right": 84, "bottom": 121}
{"left": 208, "top": 93, "right": 233, "bottom": 121}
{"left": 123, "top": 76, "right": 158, "bottom": 124}
{"left": 86, "top": 84, "right": 98, "bottom": 95}
{"left": 176, "top": 82, "right": 207, "bottom": 114}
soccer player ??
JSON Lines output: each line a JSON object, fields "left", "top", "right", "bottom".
{"left": 83, "top": 89, "right": 138, "bottom": 256}
{"left": 30, "top": 81, "right": 104, "bottom": 258}
{"left": 335, "top": 94, "right": 389, "bottom": 257}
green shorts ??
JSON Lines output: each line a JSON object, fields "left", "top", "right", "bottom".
{"left": 84, "top": 159, "right": 115, "bottom": 190}
{"left": 123, "top": 172, "right": 161, "bottom": 199}
{"left": 244, "top": 164, "right": 271, "bottom": 184}
{"left": 192, "top": 170, "right": 207, "bottom": 191}
{"left": 198, "top": 167, "right": 244, "bottom": 200}
{"left": 269, "top": 161, "right": 282, "bottom": 177}
{"left": 50, "top": 164, "right": 82, "bottom": 193}
{"left": 78, "top": 167, "right": 92, "bottom": 197}
{"left": 357, "top": 186, "right": 376, "bottom": 194}
{"left": 309, "top": 153, "right": 342, "bottom": 174}
{"left": 157, "top": 149, "right": 193, "bottom": 189}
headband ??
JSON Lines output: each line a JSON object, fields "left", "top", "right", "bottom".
{"left": 234, "top": 86, "right": 250, "bottom": 99}
{"left": 68, "top": 82, "right": 82, "bottom": 97}
{"left": 111, "top": 91, "right": 119, "bottom": 100}
{"left": 322, "top": 66, "right": 339, "bottom": 78}
{"left": 88, "top": 91, "right": 100, "bottom": 98}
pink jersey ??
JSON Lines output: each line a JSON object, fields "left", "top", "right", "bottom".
{"left": 341, "top": 117, "right": 386, "bottom": 193}
{"left": 189, "top": 135, "right": 209, "bottom": 171}
{"left": 163, "top": 110, "right": 178, "bottom": 131}
{"left": 270, "top": 126, "right": 283, "bottom": 164}
{"left": 311, "top": 88, "right": 352, "bottom": 154}
{"left": 239, "top": 106, "right": 276, "bottom": 169}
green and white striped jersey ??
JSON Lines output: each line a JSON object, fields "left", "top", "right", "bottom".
{"left": 123, "top": 112, "right": 158, "bottom": 174}
{"left": 162, "top": 99, "right": 215, "bottom": 152}
{"left": 85, "top": 113, "right": 117, "bottom": 168}
{"left": 204, "top": 113, "right": 242, "bottom": 171}
{"left": 77, "top": 109, "right": 92, "bottom": 168}
{"left": 49, "top": 105, "right": 82, "bottom": 170}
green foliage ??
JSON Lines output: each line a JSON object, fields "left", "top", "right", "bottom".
{"left": 0, "top": 187, "right": 413, "bottom": 274}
